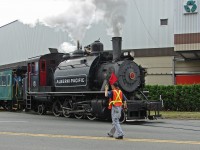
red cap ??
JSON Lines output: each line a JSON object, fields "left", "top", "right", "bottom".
{"left": 109, "top": 72, "right": 118, "bottom": 85}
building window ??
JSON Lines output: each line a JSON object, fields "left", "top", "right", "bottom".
{"left": 160, "top": 19, "right": 168, "bottom": 25}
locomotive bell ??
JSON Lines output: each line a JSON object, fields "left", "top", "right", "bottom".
{"left": 84, "top": 40, "right": 103, "bottom": 54}
{"left": 112, "top": 37, "right": 122, "bottom": 61}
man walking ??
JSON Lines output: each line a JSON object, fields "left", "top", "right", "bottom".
{"left": 105, "top": 72, "right": 127, "bottom": 139}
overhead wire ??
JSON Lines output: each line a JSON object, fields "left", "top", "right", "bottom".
{"left": 131, "top": 0, "right": 160, "bottom": 47}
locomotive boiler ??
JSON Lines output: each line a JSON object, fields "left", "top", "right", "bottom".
{"left": 54, "top": 37, "right": 144, "bottom": 93}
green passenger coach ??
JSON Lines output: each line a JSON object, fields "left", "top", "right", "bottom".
{"left": 0, "top": 69, "right": 24, "bottom": 110}
{"left": 0, "top": 70, "right": 12, "bottom": 101}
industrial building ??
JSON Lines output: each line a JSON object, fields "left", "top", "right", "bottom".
{"left": 0, "top": 0, "right": 200, "bottom": 85}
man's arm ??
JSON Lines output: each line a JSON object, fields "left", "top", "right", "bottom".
{"left": 123, "top": 94, "right": 128, "bottom": 109}
{"left": 105, "top": 84, "right": 113, "bottom": 98}
{"left": 105, "top": 84, "right": 109, "bottom": 97}
{"left": 123, "top": 94, "right": 128, "bottom": 101}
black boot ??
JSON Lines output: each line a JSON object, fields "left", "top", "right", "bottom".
{"left": 107, "top": 133, "right": 113, "bottom": 137}
{"left": 115, "top": 136, "right": 123, "bottom": 139}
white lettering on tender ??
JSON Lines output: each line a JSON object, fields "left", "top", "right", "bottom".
{"left": 70, "top": 78, "right": 85, "bottom": 83}
{"left": 56, "top": 77, "right": 85, "bottom": 84}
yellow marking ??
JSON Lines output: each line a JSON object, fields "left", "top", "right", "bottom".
{"left": 109, "top": 90, "right": 122, "bottom": 106}
{"left": 0, "top": 132, "right": 200, "bottom": 145}
{"left": 115, "top": 90, "right": 121, "bottom": 101}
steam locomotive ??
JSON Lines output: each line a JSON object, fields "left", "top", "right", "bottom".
{"left": 0, "top": 37, "right": 161, "bottom": 122}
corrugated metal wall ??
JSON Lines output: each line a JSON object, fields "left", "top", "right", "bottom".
{"left": 174, "top": 0, "right": 200, "bottom": 34}
{"left": 174, "top": 0, "right": 200, "bottom": 51}
{"left": 0, "top": 21, "right": 71, "bottom": 65}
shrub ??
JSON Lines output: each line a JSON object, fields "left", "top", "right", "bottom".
{"left": 144, "top": 84, "right": 200, "bottom": 111}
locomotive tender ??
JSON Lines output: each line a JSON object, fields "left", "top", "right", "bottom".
{"left": 0, "top": 37, "right": 161, "bottom": 122}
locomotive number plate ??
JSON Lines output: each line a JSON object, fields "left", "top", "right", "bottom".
{"left": 55, "top": 74, "right": 87, "bottom": 87}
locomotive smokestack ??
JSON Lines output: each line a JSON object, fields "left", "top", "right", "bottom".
{"left": 112, "top": 37, "right": 122, "bottom": 61}
{"left": 77, "top": 40, "right": 80, "bottom": 50}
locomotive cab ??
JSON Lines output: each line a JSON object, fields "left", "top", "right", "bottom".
{"left": 26, "top": 52, "right": 66, "bottom": 93}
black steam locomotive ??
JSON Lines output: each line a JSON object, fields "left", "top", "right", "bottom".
{"left": 0, "top": 37, "right": 161, "bottom": 122}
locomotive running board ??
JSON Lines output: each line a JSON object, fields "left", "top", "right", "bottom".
{"left": 27, "top": 91, "right": 105, "bottom": 94}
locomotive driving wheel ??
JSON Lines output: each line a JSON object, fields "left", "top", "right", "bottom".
{"left": 74, "top": 112, "right": 84, "bottom": 119}
{"left": 37, "top": 104, "right": 46, "bottom": 115}
{"left": 62, "top": 100, "right": 72, "bottom": 118}
{"left": 85, "top": 105, "right": 96, "bottom": 120}
{"left": 86, "top": 113, "right": 96, "bottom": 121}
{"left": 74, "top": 105, "right": 84, "bottom": 119}
{"left": 74, "top": 114, "right": 83, "bottom": 119}
{"left": 52, "top": 100, "right": 62, "bottom": 117}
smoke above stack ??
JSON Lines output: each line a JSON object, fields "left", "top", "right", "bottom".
{"left": 93, "top": 0, "right": 127, "bottom": 37}
{"left": 7, "top": 0, "right": 127, "bottom": 51}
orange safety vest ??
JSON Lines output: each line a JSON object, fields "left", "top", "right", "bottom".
{"left": 108, "top": 89, "right": 123, "bottom": 109}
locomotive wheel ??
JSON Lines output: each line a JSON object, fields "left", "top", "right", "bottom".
{"left": 119, "top": 109, "right": 126, "bottom": 124}
{"left": 62, "top": 100, "right": 72, "bottom": 118}
{"left": 74, "top": 113, "right": 84, "bottom": 119}
{"left": 38, "top": 104, "right": 45, "bottom": 115}
{"left": 74, "top": 105, "right": 84, "bottom": 119}
{"left": 86, "top": 114, "right": 96, "bottom": 121}
{"left": 52, "top": 100, "right": 62, "bottom": 117}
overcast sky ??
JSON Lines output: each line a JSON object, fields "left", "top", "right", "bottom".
{"left": 0, "top": 0, "right": 43, "bottom": 26}
{"left": 0, "top": 0, "right": 92, "bottom": 25}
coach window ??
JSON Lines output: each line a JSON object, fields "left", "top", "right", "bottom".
{"left": 2, "top": 76, "right": 6, "bottom": 86}
{"left": 0, "top": 76, "right": 2, "bottom": 86}
{"left": 7, "top": 74, "right": 11, "bottom": 86}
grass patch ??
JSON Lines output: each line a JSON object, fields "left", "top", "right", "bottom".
{"left": 160, "top": 111, "right": 200, "bottom": 119}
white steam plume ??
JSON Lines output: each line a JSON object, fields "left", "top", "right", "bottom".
{"left": 94, "top": 0, "right": 127, "bottom": 37}
{"left": 10, "top": 0, "right": 127, "bottom": 52}
{"left": 59, "top": 42, "right": 77, "bottom": 53}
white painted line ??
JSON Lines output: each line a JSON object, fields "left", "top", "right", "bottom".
{"left": 0, "top": 121, "right": 28, "bottom": 123}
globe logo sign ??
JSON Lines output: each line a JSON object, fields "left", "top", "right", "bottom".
{"left": 184, "top": 0, "right": 198, "bottom": 13}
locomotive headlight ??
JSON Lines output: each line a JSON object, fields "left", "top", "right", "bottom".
{"left": 123, "top": 52, "right": 129, "bottom": 56}
{"left": 130, "top": 51, "right": 135, "bottom": 57}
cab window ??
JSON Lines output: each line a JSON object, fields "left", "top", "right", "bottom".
{"left": 31, "top": 62, "right": 35, "bottom": 74}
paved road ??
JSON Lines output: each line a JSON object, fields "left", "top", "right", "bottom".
{"left": 0, "top": 111, "right": 200, "bottom": 150}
